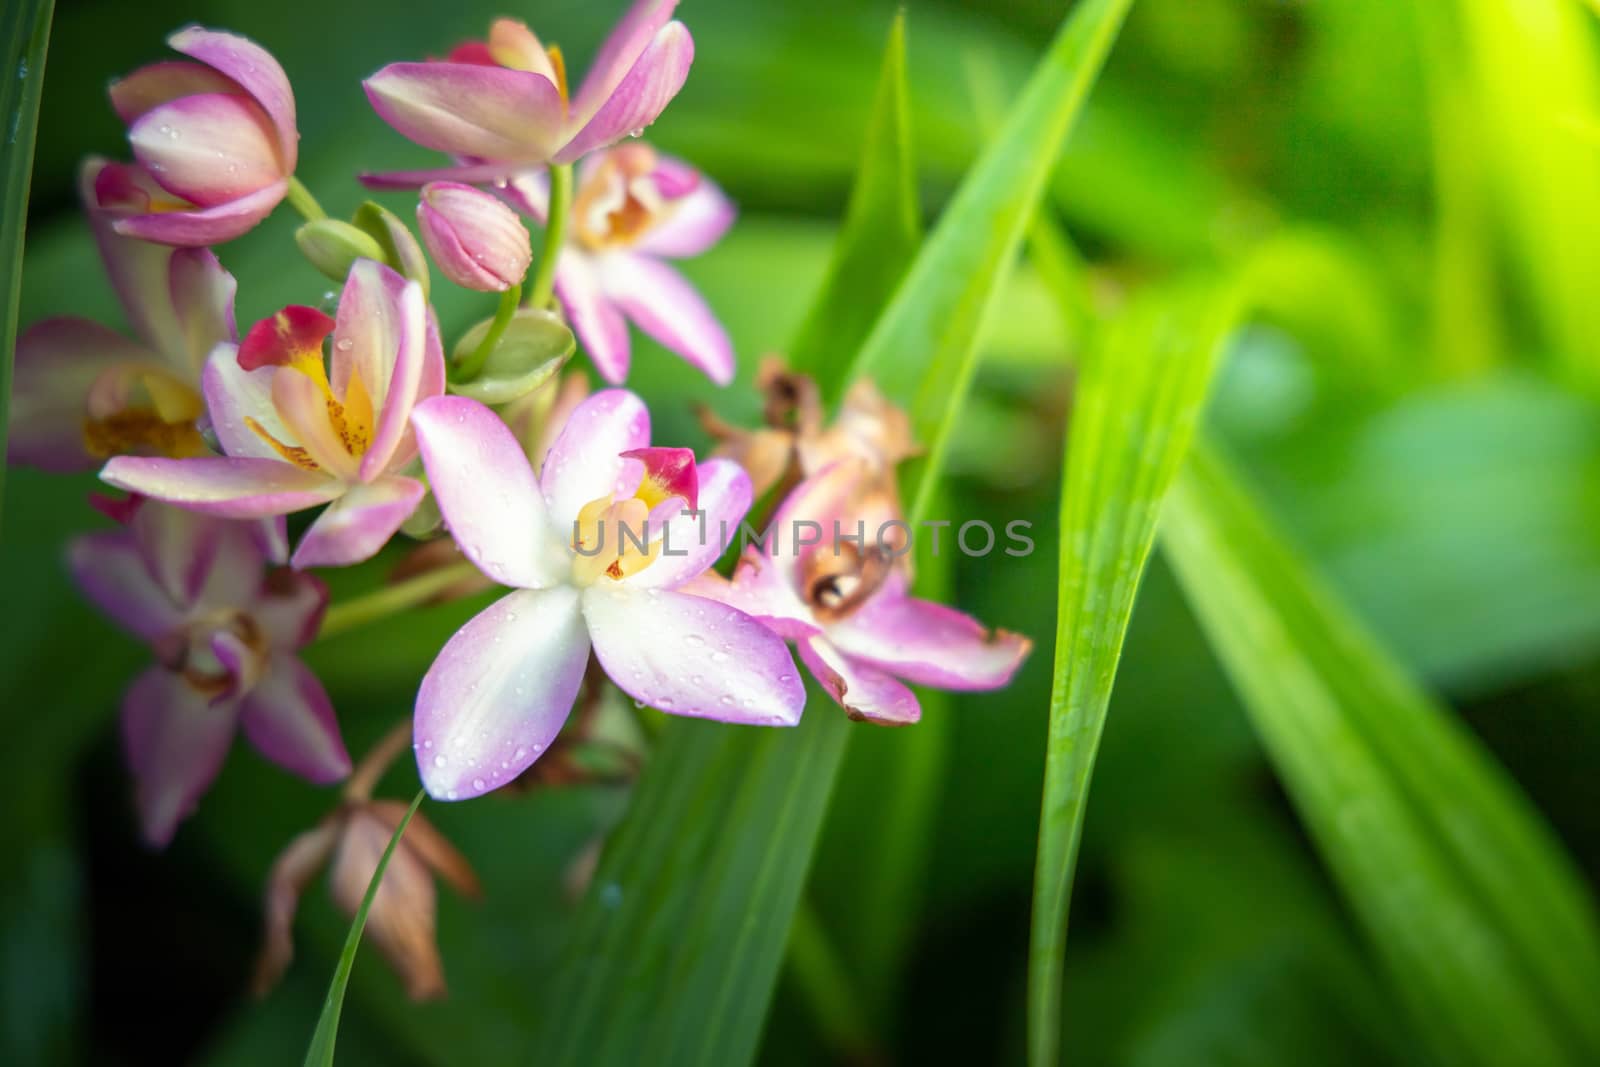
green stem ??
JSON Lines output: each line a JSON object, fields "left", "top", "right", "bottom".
{"left": 318, "top": 561, "right": 482, "bottom": 641}
{"left": 302, "top": 789, "right": 424, "bottom": 1067}
{"left": 452, "top": 282, "right": 521, "bottom": 383}
{"left": 285, "top": 176, "right": 327, "bottom": 222}
{"left": 786, "top": 899, "right": 879, "bottom": 1064}
{"left": 527, "top": 163, "right": 573, "bottom": 310}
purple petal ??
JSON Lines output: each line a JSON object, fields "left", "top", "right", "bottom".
{"left": 412, "top": 396, "right": 565, "bottom": 589}
{"left": 254, "top": 516, "right": 291, "bottom": 564}
{"left": 582, "top": 583, "right": 805, "bottom": 725}
{"left": 629, "top": 458, "right": 751, "bottom": 589}
{"left": 798, "top": 636, "right": 920, "bottom": 725}
{"left": 202, "top": 343, "right": 293, "bottom": 461}
{"left": 359, "top": 160, "right": 529, "bottom": 190}
{"left": 121, "top": 666, "right": 239, "bottom": 847}
{"left": 239, "top": 655, "right": 350, "bottom": 782}
{"left": 572, "top": 0, "right": 681, "bottom": 121}
{"left": 600, "top": 254, "right": 733, "bottom": 385}
{"left": 9, "top": 318, "right": 152, "bottom": 471}
{"left": 168, "top": 247, "right": 238, "bottom": 365}
{"left": 67, "top": 530, "right": 181, "bottom": 642}
{"left": 539, "top": 388, "right": 650, "bottom": 530}
{"left": 498, "top": 169, "right": 549, "bottom": 224}
{"left": 555, "top": 250, "right": 631, "bottom": 383}
{"left": 364, "top": 62, "right": 563, "bottom": 162}
{"left": 555, "top": 22, "right": 694, "bottom": 164}
{"left": 635, "top": 164, "right": 736, "bottom": 258}
{"left": 129, "top": 496, "right": 233, "bottom": 607}
{"left": 168, "top": 26, "right": 299, "bottom": 167}
{"left": 329, "top": 262, "right": 429, "bottom": 479}
{"left": 250, "top": 570, "right": 328, "bottom": 649}
{"left": 191, "top": 517, "right": 274, "bottom": 612}
{"left": 109, "top": 59, "right": 240, "bottom": 123}
{"left": 111, "top": 178, "right": 288, "bottom": 246}
{"left": 762, "top": 460, "right": 871, "bottom": 590}
{"left": 822, "top": 570, "right": 1032, "bottom": 690}
{"left": 290, "top": 475, "right": 424, "bottom": 569}
{"left": 101, "top": 455, "right": 341, "bottom": 518}
{"left": 80, "top": 158, "right": 188, "bottom": 359}
{"left": 688, "top": 553, "right": 819, "bottom": 639}
{"left": 129, "top": 93, "right": 285, "bottom": 207}
{"left": 414, "top": 586, "right": 590, "bottom": 800}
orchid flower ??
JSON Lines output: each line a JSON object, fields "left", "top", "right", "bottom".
{"left": 68, "top": 498, "right": 348, "bottom": 846}
{"left": 407, "top": 390, "right": 805, "bottom": 801}
{"left": 11, "top": 159, "right": 236, "bottom": 471}
{"left": 101, "top": 260, "right": 445, "bottom": 569}
{"left": 362, "top": 1, "right": 693, "bottom": 186}
{"left": 107, "top": 25, "right": 299, "bottom": 245}
{"left": 503, "top": 143, "right": 736, "bottom": 384}
{"left": 691, "top": 462, "right": 1032, "bottom": 725}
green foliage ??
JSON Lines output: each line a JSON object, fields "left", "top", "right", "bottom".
{"left": 1162, "top": 443, "right": 1600, "bottom": 1066}
{"left": 0, "top": 0, "right": 52, "bottom": 529}
{"left": 1027, "top": 277, "right": 1240, "bottom": 1066}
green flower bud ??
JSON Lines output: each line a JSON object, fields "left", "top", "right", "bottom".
{"left": 353, "top": 201, "right": 432, "bottom": 298}
{"left": 294, "top": 219, "right": 386, "bottom": 283}
{"left": 448, "top": 308, "right": 575, "bottom": 405}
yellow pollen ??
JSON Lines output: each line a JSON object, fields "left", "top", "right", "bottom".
{"left": 83, "top": 409, "right": 206, "bottom": 459}
{"left": 245, "top": 415, "right": 320, "bottom": 471}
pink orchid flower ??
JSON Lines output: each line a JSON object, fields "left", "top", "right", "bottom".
{"left": 503, "top": 143, "right": 736, "bottom": 384}
{"left": 362, "top": 1, "right": 693, "bottom": 186}
{"left": 101, "top": 261, "right": 445, "bottom": 569}
{"left": 691, "top": 463, "right": 1033, "bottom": 725}
{"left": 11, "top": 159, "right": 236, "bottom": 471}
{"left": 107, "top": 25, "right": 299, "bottom": 246}
{"left": 69, "top": 498, "right": 348, "bottom": 847}
{"left": 407, "top": 390, "right": 805, "bottom": 801}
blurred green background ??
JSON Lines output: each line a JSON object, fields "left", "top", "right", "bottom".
{"left": 7, "top": 0, "right": 1600, "bottom": 1063}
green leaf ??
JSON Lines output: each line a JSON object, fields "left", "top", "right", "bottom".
{"left": 302, "top": 789, "right": 425, "bottom": 1067}
{"left": 1160, "top": 442, "right": 1600, "bottom": 1067}
{"left": 850, "top": 0, "right": 1137, "bottom": 520}
{"left": 1026, "top": 277, "right": 1239, "bottom": 1067}
{"left": 539, "top": 2, "right": 1134, "bottom": 1062}
{"left": 0, "top": 0, "right": 53, "bottom": 528}
{"left": 788, "top": 9, "right": 919, "bottom": 388}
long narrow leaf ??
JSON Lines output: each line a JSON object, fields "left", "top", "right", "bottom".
{"left": 302, "top": 790, "right": 424, "bottom": 1067}
{"left": 539, "top": 2, "right": 1134, "bottom": 1062}
{"left": 788, "top": 9, "right": 919, "bottom": 388}
{"left": 851, "top": 0, "right": 1136, "bottom": 519}
{"left": 1161, "top": 443, "right": 1600, "bottom": 1067}
{"left": 0, "top": 0, "right": 54, "bottom": 528}
{"left": 1026, "top": 277, "right": 1240, "bottom": 1067}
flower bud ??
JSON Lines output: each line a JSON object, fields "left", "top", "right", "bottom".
{"left": 295, "top": 219, "right": 387, "bottom": 283}
{"left": 417, "top": 182, "right": 532, "bottom": 292}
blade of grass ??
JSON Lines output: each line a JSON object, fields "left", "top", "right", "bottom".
{"left": 0, "top": 0, "right": 54, "bottom": 529}
{"left": 851, "top": 0, "right": 1137, "bottom": 521}
{"left": 1161, "top": 443, "right": 1600, "bottom": 1067}
{"left": 1026, "top": 276, "right": 1240, "bottom": 1067}
{"left": 301, "top": 789, "right": 424, "bottom": 1067}
{"left": 788, "top": 8, "right": 919, "bottom": 390}
{"left": 539, "top": 3, "right": 1135, "bottom": 1062}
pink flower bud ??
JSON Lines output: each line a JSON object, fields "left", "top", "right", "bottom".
{"left": 417, "top": 182, "right": 532, "bottom": 292}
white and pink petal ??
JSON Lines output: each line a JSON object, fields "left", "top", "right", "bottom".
{"left": 239, "top": 655, "right": 350, "bottom": 783}
{"left": 289, "top": 475, "right": 424, "bottom": 569}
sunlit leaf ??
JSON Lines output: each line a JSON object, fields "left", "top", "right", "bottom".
{"left": 0, "top": 0, "right": 52, "bottom": 527}
{"left": 1026, "top": 277, "right": 1239, "bottom": 1067}
{"left": 788, "top": 9, "right": 919, "bottom": 390}
{"left": 1161, "top": 443, "right": 1600, "bottom": 1067}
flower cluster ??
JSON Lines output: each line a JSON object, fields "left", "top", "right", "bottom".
{"left": 15, "top": 0, "right": 1029, "bottom": 999}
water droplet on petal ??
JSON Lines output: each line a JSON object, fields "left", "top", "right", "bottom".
{"left": 472, "top": 777, "right": 486, "bottom": 791}
{"left": 433, "top": 754, "right": 447, "bottom": 767}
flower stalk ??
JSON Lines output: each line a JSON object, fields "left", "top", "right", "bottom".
{"left": 286, "top": 175, "right": 327, "bottom": 222}
{"left": 452, "top": 282, "right": 522, "bottom": 384}
{"left": 527, "top": 162, "right": 572, "bottom": 310}
{"left": 318, "top": 560, "right": 484, "bottom": 641}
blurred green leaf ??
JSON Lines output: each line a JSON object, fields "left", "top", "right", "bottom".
{"left": 1161, "top": 443, "right": 1600, "bottom": 1067}
{"left": 302, "top": 790, "right": 423, "bottom": 1067}
{"left": 788, "top": 9, "right": 919, "bottom": 392}
{"left": 1026, "top": 277, "right": 1238, "bottom": 1067}
{"left": 0, "top": 0, "right": 52, "bottom": 527}
{"left": 852, "top": 0, "right": 1136, "bottom": 520}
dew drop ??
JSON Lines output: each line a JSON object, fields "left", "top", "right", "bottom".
{"left": 719, "top": 694, "right": 735, "bottom": 706}
{"left": 472, "top": 777, "right": 486, "bottom": 791}
{"left": 335, "top": 337, "right": 354, "bottom": 351}
{"left": 446, "top": 789, "right": 460, "bottom": 800}
{"left": 433, "top": 754, "right": 447, "bottom": 767}
{"left": 423, "top": 739, "right": 434, "bottom": 749}
{"left": 683, "top": 633, "right": 705, "bottom": 646}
